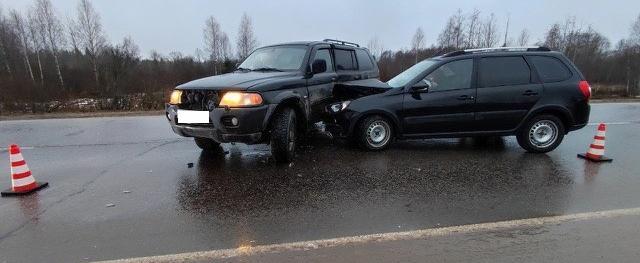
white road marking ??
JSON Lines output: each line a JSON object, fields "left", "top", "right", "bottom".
{"left": 97, "top": 207, "right": 640, "bottom": 263}
{"left": 0, "top": 146, "right": 34, "bottom": 151}
{"left": 587, "top": 122, "right": 633, "bottom": 126}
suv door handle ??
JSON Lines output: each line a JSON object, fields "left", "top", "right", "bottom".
{"left": 522, "top": 90, "right": 539, "bottom": 96}
{"left": 457, "top": 95, "right": 475, "bottom": 101}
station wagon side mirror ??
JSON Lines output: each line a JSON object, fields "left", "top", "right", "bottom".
{"left": 311, "top": 59, "right": 327, "bottom": 75}
{"left": 411, "top": 79, "right": 431, "bottom": 92}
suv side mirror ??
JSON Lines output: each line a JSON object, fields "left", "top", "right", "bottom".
{"left": 311, "top": 59, "right": 327, "bottom": 74}
{"left": 411, "top": 79, "right": 431, "bottom": 92}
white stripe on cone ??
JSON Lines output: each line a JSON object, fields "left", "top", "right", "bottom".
{"left": 592, "top": 139, "right": 605, "bottom": 146}
{"left": 9, "top": 153, "right": 24, "bottom": 162}
{"left": 11, "top": 164, "right": 30, "bottom": 175}
{"left": 587, "top": 148, "right": 605, "bottom": 156}
{"left": 12, "top": 176, "right": 35, "bottom": 188}
{"left": 596, "top": 131, "right": 606, "bottom": 137}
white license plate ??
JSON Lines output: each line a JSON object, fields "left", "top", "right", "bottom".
{"left": 177, "top": 109, "right": 210, "bottom": 124}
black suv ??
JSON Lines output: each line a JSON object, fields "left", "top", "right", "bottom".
{"left": 166, "top": 39, "right": 379, "bottom": 162}
{"left": 327, "top": 47, "right": 591, "bottom": 153}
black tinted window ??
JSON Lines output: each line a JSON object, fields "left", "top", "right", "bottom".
{"left": 424, "top": 59, "right": 473, "bottom": 92}
{"left": 529, "top": 56, "right": 572, "bottom": 82}
{"left": 355, "top": 49, "right": 374, "bottom": 70}
{"left": 312, "top": 49, "right": 333, "bottom": 73}
{"left": 480, "top": 56, "right": 531, "bottom": 87}
{"left": 334, "top": 49, "right": 356, "bottom": 71}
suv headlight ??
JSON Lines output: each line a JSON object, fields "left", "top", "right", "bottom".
{"left": 219, "top": 92, "right": 263, "bottom": 107}
{"left": 169, "top": 90, "right": 183, "bottom": 105}
{"left": 329, "top": 101, "right": 351, "bottom": 113}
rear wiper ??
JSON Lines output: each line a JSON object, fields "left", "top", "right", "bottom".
{"left": 251, "top": 67, "right": 283, "bottom": 72}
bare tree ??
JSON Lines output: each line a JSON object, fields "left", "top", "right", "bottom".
{"left": 544, "top": 23, "right": 562, "bottom": 50}
{"left": 66, "top": 17, "right": 80, "bottom": 55}
{"left": 465, "top": 9, "right": 481, "bottom": 48}
{"left": 236, "top": 13, "right": 257, "bottom": 60}
{"left": 9, "top": 10, "right": 35, "bottom": 82}
{"left": 27, "top": 10, "right": 44, "bottom": 83}
{"left": 366, "top": 36, "right": 384, "bottom": 61}
{"left": 517, "top": 29, "right": 530, "bottom": 46}
{"left": 411, "top": 27, "right": 425, "bottom": 63}
{"left": 481, "top": 13, "right": 499, "bottom": 47}
{"left": 74, "top": 0, "right": 106, "bottom": 91}
{"left": 33, "top": 0, "right": 65, "bottom": 90}
{"left": 630, "top": 13, "right": 640, "bottom": 45}
{"left": 0, "top": 6, "right": 13, "bottom": 78}
{"left": 203, "top": 16, "right": 223, "bottom": 74}
{"left": 220, "top": 32, "right": 231, "bottom": 61}
{"left": 437, "top": 9, "right": 465, "bottom": 49}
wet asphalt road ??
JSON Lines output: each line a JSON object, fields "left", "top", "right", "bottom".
{"left": 0, "top": 103, "right": 639, "bottom": 262}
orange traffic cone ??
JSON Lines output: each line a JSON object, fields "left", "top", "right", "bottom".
{"left": 577, "top": 123, "right": 613, "bottom": 162}
{"left": 1, "top": 144, "right": 49, "bottom": 197}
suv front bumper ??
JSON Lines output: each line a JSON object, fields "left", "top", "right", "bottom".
{"left": 165, "top": 104, "right": 276, "bottom": 144}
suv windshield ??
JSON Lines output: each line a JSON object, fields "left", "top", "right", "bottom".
{"left": 238, "top": 45, "right": 307, "bottom": 71}
{"left": 387, "top": 59, "right": 438, "bottom": 88}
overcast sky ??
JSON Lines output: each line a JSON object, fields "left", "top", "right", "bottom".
{"left": 1, "top": 0, "right": 638, "bottom": 58}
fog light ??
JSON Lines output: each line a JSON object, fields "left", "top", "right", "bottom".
{"left": 231, "top": 117, "right": 239, "bottom": 126}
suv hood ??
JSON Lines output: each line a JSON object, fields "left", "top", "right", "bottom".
{"left": 177, "top": 71, "right": 297, "bottom": 90}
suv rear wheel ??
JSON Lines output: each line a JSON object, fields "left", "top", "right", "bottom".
{"left": 270, "top": 107, "right": 297, "bottom": 163}
{"left": 194, "top": 137, "right": 220, "bottom": 151}
{"left": 516, "top": 114, "right": 565, "bottom": 153}
{"left": 357, "top": 115, "right": 393, "bottom": 151}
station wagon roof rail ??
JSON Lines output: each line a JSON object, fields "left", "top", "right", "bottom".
{"left": 442, "top": 46, "right": 551, "bottom": 57}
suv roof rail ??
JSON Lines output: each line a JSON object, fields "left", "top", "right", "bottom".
{"left": 442, "top": 46, "right": 551, "bottom": 57}
{"left": 323, "top": 39, "right": 360, "bottom": 47}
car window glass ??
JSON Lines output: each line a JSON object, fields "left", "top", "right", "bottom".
{"left": 312, "top": 49, "right": 333, "bottom": 73}
{"left": 423, "top": 59, "right": 473, "bottom": 92}
{"left": 480, "top": 56, "right": 531, "bottom": 87}
{"left": 529, "top": 56, "right": 572, "bottom": 82}
{"left": 355, "top": 49, "right": 374, "bottom": 71}
{"left": 334, "top": 49, "right": 356, "bottom": 71}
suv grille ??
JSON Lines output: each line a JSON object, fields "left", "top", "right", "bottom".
{"left": 179, "top": 90, "right": 219, "bottom": 111}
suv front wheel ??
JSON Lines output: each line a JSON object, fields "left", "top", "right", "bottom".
{"left": 516, "top": 114, "right": 565, "bottom": 153}
{"left": 270, "top": 107, "right": 297, "bottom": 163}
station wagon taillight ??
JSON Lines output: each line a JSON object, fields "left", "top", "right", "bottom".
{"left": 579, "top": 80, "right": 591, "bottom": 101}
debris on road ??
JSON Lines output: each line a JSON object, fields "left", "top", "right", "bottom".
{"left": 123, "top": 190, "right": 131, "bottom": 194}
{"left": 105, "top": 203, "right": 115, "bottom": 207}
{"left": 187, "top": 163, "right": 194, "bottom": 168}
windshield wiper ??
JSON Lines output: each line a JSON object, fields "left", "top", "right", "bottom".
{"left": 251, "top": 67, "right": 283, "bottom": 72}
{"left": 236, "top": 67, "right": 251, "bottom": 72}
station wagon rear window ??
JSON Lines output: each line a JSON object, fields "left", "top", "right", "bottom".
{"left": 529, "top": 56, "right": 572, "bottom": 83}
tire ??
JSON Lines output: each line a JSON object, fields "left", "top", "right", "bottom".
{"left": 516, "top": 114, "right": 565, "bottom": 153}
{"left": 270, "top": 107, "right": 297, "bottom": 163}
{"left": 356, "top": 115, "right": 393, "bottom": 151}
{"left": 194, "top": 137, "right": 220, "bottom": 151}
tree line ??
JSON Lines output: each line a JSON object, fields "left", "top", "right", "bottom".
{"left": 375, "top": 9, "right": 640, "bottom": 97}
{"left": 0, "top": 3, "right": 639, "bottom": 113}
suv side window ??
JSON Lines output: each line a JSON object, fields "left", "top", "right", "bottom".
{"left": 312, "top": 49, "right": 334, "bottom": 73}
{"left": 480, "top": 56, "right": 531, "bottom": 87}
{"left": 529, "top": 56, "right": 572, "bottom": 82}
{"left": 334, "top": 49, "right": 357, "bottom": 71}
{"left": 423, "top": 59, "right": 473, "bottom": 92}
{"left": 355, "top": 49, "right": 374, "bottom": 71}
